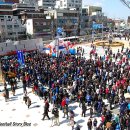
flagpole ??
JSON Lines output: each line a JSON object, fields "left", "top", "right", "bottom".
{"left": 102, "top": 22, "right": 103, "bottom": 40}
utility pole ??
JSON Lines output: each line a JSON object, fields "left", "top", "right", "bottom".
{"left": 77, "top": 8, "right": 80, "bottom": 36}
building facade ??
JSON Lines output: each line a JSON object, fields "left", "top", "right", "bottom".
{"left": 0, "top": 3, "right": 26, "bottom": 41}
{"left": 0, "top": 0, "right": 19, "bottom": 3}
{"left": 45, "top": 9, "right": 80, "bottom": 37}
{"left": 84, "top": 5, "right": 102, "bottom": 16}
{"left": 55, "top": 0, "right": 82, "bottom": 10}
{"left": 20, "top": 9, "right": 52, "bottom": 40}
{"left": 38, "top": 0, "right": 56, "bottom": 9}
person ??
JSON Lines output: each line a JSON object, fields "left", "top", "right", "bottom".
{"left": 23, "top": 92, "right": 28, "bottom": 104}
{"left": 81, "top": 102, "right": 86, "bottom": 117}
{"left": 63, "top": 104, "right": 69, "bottom": 119}
{"left": 90, "top": 107, "right": 93, "bottom": 118}
{"left": 87, "top": 118, "right": 92, "bottom": 130}
{"left": 42, "top": 99, "right": 50, "bottom": 120}
{"left": 51, "top": 105, "right": 60, "bottom": 127}
{"left": 26, "top": 96, "right": 31, "bottom": 109}
{"left": 75, "top": 124, "right": 80, "bottom": 130}
{"left": 3, "top": 86, "right": 9, "bottom": 102}
{"left": 93, "top": 118, "right": 97, "bottom": 130}
{"left": 69, "top": 110, "right": 75, "bottom": 130}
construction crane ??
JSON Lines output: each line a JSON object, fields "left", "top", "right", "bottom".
{"left": 120, "top": 0, "right": 130, "bottom": 9}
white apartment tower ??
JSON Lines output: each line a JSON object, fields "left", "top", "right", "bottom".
{"left": 55, "top": 0, "right": 82, "bottom": 10}
{"left": 38, "top": 0, "right": 56, "bottom": 9}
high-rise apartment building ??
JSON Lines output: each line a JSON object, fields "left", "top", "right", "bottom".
{"left": 55, "top": 0, "right": 82, "bottom": 10}
{"left": 38, "top": 0, "right": 56, "bottom": 9}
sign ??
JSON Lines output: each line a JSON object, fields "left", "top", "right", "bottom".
{"left": 56, "top": 27, "right": 63, "bottom": 35}
{"left": 17, "top": 50, "right": 25, "bottom": 66}
{"left": 92, "top": 23, "right": 103, "bottom": 29}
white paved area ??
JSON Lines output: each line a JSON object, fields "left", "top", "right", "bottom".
{"left": 0, "top": 84, "right": 103, "bottom": 130}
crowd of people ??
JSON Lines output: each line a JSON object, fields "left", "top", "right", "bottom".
{"left": 1, "top": 43, "right": 130, "bottom": 130}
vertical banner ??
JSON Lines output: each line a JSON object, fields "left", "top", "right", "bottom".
{"left": 17, "top": 50, "right": 25, "bottom": 66}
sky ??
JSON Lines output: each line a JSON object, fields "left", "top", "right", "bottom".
{"left": 83, "top": 0, "right": 130, "bottom": 20}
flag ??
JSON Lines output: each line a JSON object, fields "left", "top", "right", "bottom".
{"left": 17, "top": 50, "right": 25, "bottom": 66}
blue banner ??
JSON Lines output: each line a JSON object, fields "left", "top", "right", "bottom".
{"left": 17, "top": 50, "right": 25, "bottom": 66}
{"left": 92, "top": 23, "right": 103, "bottom": 29}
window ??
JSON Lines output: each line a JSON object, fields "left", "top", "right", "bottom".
{"left": 8, "top": 33, "right": 12, "bottom": 35}
{"left": 43, "top": 22, "right": 46, "bottom": 25}
{"left": 34, "top": 22, "right": 39, "bottom": 25}
{"left": 14, "top": 25, "right": 19, "bottom": 28}
{"left": 1, "top": 25, "right": 5, "bottom": 28}
{"left": 1, "top": 19, "right": 4, "bottom": 22}
{"left": 7, "top": 25, "right": 12, "bottom": 29}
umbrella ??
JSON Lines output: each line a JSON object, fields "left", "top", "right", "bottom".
{"left": 124, "top": 93, "right": 130, "bottom": 99}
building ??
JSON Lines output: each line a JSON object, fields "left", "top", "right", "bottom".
{"left": 127, "top": 16, "right": 130, "bottom": 27}
{"left": 38, "top": 0, "right": 56, "bottom": 9}
{"left": 55, "top": 0, "right": 82, "bottom": 10}
{"left": 19, "top": 0, "right": 37, "bottom": 6}
{"left": 84, "top": 5, "right": 102, "bottom": 16}
{"left": 12, "top": 3, "right": 36, "bottom": 16}
{"left": 0, "top": 3, "right": 26, "bottom": 41}
{"left": 20, "top": 9, "right": 52, "bottom": 40}
{"left": 45, "top": 9, "right": 80, "bottom": 37}
{"left": 0, "top": 0, "right": 19, "bottom": 3}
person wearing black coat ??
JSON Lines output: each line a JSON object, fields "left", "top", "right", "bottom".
{"left": 42, "top": 100, "right": 50, "bottom": 120}
{"left": 82, "top": 102, "right": 86, "bottom": 117}
{"left": 75, "top": 124, "right": 80, "bottom": 130}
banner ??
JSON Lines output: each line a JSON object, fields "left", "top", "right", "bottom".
{"left": 17, "top": 50, "right": 25, "bottom": 66}
{"left": 92, "top": 22, "right": 103, "bottom": 29}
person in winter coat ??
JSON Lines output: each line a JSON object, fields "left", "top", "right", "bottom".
{"left": 51, "top": 106, "right": 60, "bottom": 127}
{"left": 63, "top": 104, "right": 69, "bottom": 119}
{"left": 42, "top": 99, "right": 50, "bottom": 120}
{"left": 26, "top": 97, "right": 31, "bottom": 108}
{"left": 69, "top": 110, "right": 75, "bottom": 130}
{"left": 81, "top": 102, "right": 87, "bottom": 117}
{"left": 87, "top": 118, "right": 92, "bottom": 130}
{"left": 90, "top": 107, "right": 93, "bottom": 118}
{"left": 61, "top": 97, "right": 66, "bottom": 110}
{"left": 3, "top": 86, "right": 9, "bottom": 102}
{"left": 75, "top": 124, "right": 80, "bottom": 130}
{"left": 93, "top": 118, "right": 97, "bottom": 130}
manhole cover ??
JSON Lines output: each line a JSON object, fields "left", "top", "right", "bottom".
{"left": 33, "top": 123, "right": 38, "bottom": 126}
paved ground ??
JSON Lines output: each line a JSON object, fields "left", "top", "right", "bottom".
{"left": 0, "top": 38, "right": 129, "bottom": 130}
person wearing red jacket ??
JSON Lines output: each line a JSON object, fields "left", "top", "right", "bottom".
{"left": 61, "top": 97, "right": 66, "bottom": 110}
